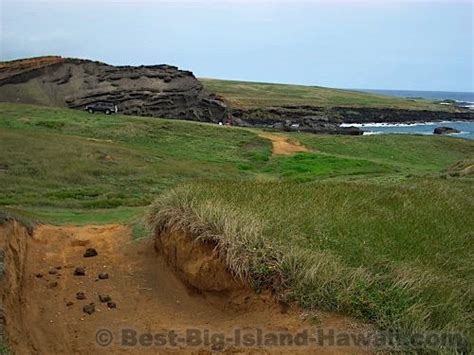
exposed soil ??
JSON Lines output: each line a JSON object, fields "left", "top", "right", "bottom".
{"left": 1, "top": 222, "right": 367, "bottom": 354}
{"left": 259, "top": 132, "right": 309, "bottom": 156}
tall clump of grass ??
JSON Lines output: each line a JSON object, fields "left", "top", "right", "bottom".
{"left": 147, "top": 185, "right": 282, "bottom": 284}
{"left": 147, "top": 181, "right": 473, "bottom": 352}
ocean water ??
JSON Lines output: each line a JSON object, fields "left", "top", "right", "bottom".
{"left": 341, "top": 121, "right": 474, "bottom": 140}
{"left": 357, "top": 89, "right": 474, "bottom": 109}
{"left": 345, "top": 89, "right": 474, "bottom": 139}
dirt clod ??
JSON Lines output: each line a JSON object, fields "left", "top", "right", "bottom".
{"left": 98, "top": 294, "right": 111, "bottom": 303}
{"left": 98, "top": 272, "right": 109, "bottom": 280}
{"left": 83, "top": 303, "right": 95, "bottom": 315}
{"left": 76, "top": 292, "right": 86, "bottom": 300}
{"left": 73, "top": 267, "right": 85, "bottom": 276}
{"left": 83, "top": 248, "right": 97, "bottom": 258}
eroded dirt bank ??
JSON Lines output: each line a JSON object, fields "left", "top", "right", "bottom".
{"left": 1, "top": 222, "right": 366, "bottom": 354}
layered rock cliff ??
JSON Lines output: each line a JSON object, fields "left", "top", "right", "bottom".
{"left": 0, "top": 56, "right": 227, "bottom": 122}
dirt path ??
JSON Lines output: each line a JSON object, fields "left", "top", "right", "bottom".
{"left": 2, "top": 224, "right": 366, "bottom": 354}
{"left": 259, "top": 132, "right": 309, "bottom": 156}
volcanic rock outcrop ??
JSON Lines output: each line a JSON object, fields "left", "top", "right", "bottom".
{"left": 433, "top": 126, "right": 461, "bottom": 135}
{"left": 231, "top": 105, "right": 473, "bottom": 132}
{"left": 0, "top": 56, "right": 227, "bottom": 122}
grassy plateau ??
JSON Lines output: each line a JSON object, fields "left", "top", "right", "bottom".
{"left": 1, "top": 102, "right": 473, "bottom": 351}
{"left": 201, "top": 78, "right": 456, "bottom": 110}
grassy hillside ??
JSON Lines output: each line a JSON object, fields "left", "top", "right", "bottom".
{"left": 201, "top": 78, "right": 454, "bottom": 110}
{"left": 1, "top": 102, "right": 473, "bottom": 349}
{"left": 0, "top": 103, "right": 268, "bottom": 212}
{"left": 149, "top": 178, "right": 473, "bottom": 350}
{"left": 1, "top": 103, "right": 473, "bottom": 220}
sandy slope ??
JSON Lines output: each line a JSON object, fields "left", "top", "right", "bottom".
{"left": 1, "top": 223, "right": 365, "bottom": 354}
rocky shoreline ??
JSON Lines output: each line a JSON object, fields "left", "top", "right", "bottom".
{"left": 231, "top": 105, "right": 474, "bottom": 135}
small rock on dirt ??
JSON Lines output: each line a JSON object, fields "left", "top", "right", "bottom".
{"left": 76, "top": 292, "right": 86, "bottom": 300}
{"left": 48, "top": 269, "right": 58, "bottom": 275}
{"left": 48, "top": 281, "right": 58, "bottom": 288}
{"left": 98, "top": 272, "right": 109, "bottom": 280}
{"left": 66, "top": 301, "right": 74, "bottom": 307}
{"left": 83, "top": 303, "right": 95, "bottom": 315}
{"left": 107, "top": 301, "right": 116, "bottom": 309}
{"left": 74, "top": 267, "right": 86, "bottom": 276}
{"left": 35, "top": 273, "right": 43, "bottom": 278}
{"left": 83, "top": 248, "right": 98, "bottom": 258}
{"left": 99, "top": 294, "right": 111, "bottom": 303}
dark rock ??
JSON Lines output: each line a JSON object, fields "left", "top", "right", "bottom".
{"left": 231, "top": 106, "right": 473, "bottom": 134}
{"left": 55, "top": 266, "right": 62, "bottom": 270}
{"left": 76, "top": 292, "right": 86, "bottom": 300}
{"left": 83, "top": 303, "right": 95, "bottom": 315}
{"left": 74, "top": 267, "right": 86, "bottom": 276}
{"left": 99, "top": 294, "right": 111, "bottom": 303}
{"left": 35, "top": 273, "right": 44, "bottom": 278}
{"left": 66, "top": 301, "right": 74, "bottom": 307}
{"left": 48, "top": 269, "right": 58, "bottom": 275}
{"left": 433, "top": 126, "right": 461, "bottom": 135}
{"left": 107, "top": 301, "right": 116, "bottom": 309}
{"left": 83, "top": 248, "right": 98, "bottom": 258}
{"left": 98, "top": 272, "right": 109, "bottom": 280}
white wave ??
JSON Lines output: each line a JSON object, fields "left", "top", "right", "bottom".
{"left": 342, "top": 122, "right": 432, "bottom": 128}
{"left": 362, "top": 131, "right": 383, "bottom": 135}
{"left": 452, "top": 131, "right": 469, "bottom": 135}
{"left": 341, "top": 120, "right": 468, "bottom": 128}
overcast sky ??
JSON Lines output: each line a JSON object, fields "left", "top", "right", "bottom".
{"left": 1, "top": 0, "right": 473, "bottom": 91}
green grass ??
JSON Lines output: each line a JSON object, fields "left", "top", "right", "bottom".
{"left": 291, "top": 133, "right": 474, "bottom": 175}
{"left": 1, "top": 102, "right": 472, "bottom": 225}
{"left": 148, "top": 178, "right": 474, "bottom": 351}
{"left": 0, "top": 103, "right": 271, "bottom": 213}
{"left": 261, "top": 152, "right": 394, "bottom": 181}
{"left": 201, "top": 78, "right": 454, "bottom": 111}
{"left": 0, "top": 206, "right": 144, "bottom": 225}
{"left": 1, "top": 102, "right": 473, "bottom": 350}
{"left": 0, "top": 340, "right": 9, "bottom": 355}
